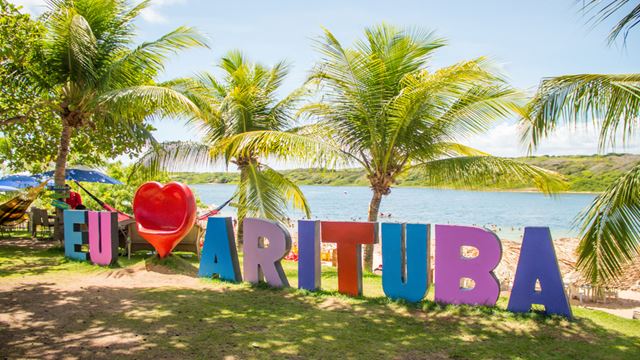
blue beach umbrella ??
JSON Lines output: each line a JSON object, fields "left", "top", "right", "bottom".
{"left": 0, "top": 184, "right": 19, "bottom": 192}
{"left": 0, "top": 175, "right": 41, "bottom": 189}
{"left": 40, "top": 168, "right": 123, "bottom": 185}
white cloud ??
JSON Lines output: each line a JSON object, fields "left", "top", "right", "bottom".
{"left": 10, "top": 0, "right": 187, "bottom": 23}
{"left": 140, "top": 0, "right": 186, "bottom": 24}
{"left": 463, "top": 121, "right": 640, "bottom": 157}
{"left": 10, "top": 0, "right": 47, "bottom": 15}
{"left": 140, "top": 7, "right": 167, "bottom": 24}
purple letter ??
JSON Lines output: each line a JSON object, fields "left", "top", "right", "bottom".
{"left": 243, "top": 218, "right": 292, "bottom": 287}
{"left": 298, "top": 220, "right": 321, "bottom": 291}
{"left": 435, "top": 225, "right": 502, "bottom": 306}
{"left": 507, "top": 227, "right": 572, "bottom": 318}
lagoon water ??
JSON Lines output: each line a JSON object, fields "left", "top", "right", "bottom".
{"left": 191, "top": 183, "right": 596, "bottom": 240}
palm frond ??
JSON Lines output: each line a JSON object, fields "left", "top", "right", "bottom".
{"left": 209, "top": 130, "right": 346, "bottom": 168}
{"left": 581, "top": 0, "right": 640, "bottom": 44}
{"left": 131, "top": 141, "right": 217, "bottom": 181}
{"left": 575, "top": 162, "right": 640, "bottom": 284}
{"left": 44, "top": 4, "right": 98, "bottom": 84}
{"left": 236, "top": 162, "right": 310, "bottom": 221}
{"left": 104, "top": 26, "right": 209, "bottom": 86}
{"left": 410, "top": 155, "right": 567, "bottom": 194}
{"left": 523, "top": 73, "right": 640, "bottom": 151}
{"left": 260, "top": 164, "right": 311, "bottom": 218}
{"left": 98, "top": 84, "right": 202, "bottom": 118}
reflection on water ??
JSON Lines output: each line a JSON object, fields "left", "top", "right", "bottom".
{"left": 191, "top": 183, "right": 596, "bottom": 239}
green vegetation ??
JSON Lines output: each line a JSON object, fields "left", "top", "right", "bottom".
{"left": 0, "top": 0, "right": 208, "bottom": 240}
{"left": 171, "top": 153, "right": 640, "bottom": 193}
{"left": 0, "top": 0, "right": 207, "bottom": 174}
{"left": 135, "top": 51, "right": 338, "bottom": 246}
{"left": 300, "top": 24, "right": 565, "bottom": 270}
{"left": 1, "top": 244, "right": 639, "bottom": 359}
{"left": 522, "top": 2, "right": 640, "bottom": 286}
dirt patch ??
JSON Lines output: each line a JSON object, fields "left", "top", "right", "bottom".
{"left": 0, "top": 262, "right": 211, "bottom": 359}
{"left": 0, "top": 237, "right": 59, "bottom": 250}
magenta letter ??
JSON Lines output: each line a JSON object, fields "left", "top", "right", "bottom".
{"left": 88, "top": 211, "right": 118, "bottom": 266}
{"left": 435, "top": 225, "right": 502, "bottom": 306}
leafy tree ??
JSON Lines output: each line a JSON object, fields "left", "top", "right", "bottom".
{"left": 0, "top": 0, "right": 208, "bottom": 239}
{"left": 522, "top": 1, "right": 640, "bottom": 286}
{"left": 304, "top": 24, "right": 566, "bottom": 270}
{"left": 0, "top": 0, "right": 52, "bottom": 172}
{"left": 135, "top": 51, "right": 335, "bottom": 245}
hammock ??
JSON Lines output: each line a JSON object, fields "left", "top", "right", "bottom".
{"left": 0, "top": 181, "right": 48, "bottom": 226}
{"left": 73, "top": 181, "right": 133, "bottom": 222}
{"left": 197, "top": 198, "right": 233, "bottom": 221}
{"left": 73, "top": 180, "right": 232, "bottom": 222}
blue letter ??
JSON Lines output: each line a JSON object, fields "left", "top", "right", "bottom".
{"left": 382, "top": 223, "right": 429, "bottom": 302}
{"left": 507, "top": 227, "right": 572, "bottom": 318}
{"left": 298, "top": 220, "right": 321, "bottom": 291}
{"left": 63, "top": 210, "right": 88, "bottom": 261}
{"left": 198, "top": 217, "right": 242, "bottom": 282}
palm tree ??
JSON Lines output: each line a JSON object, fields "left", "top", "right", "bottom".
{"left": 4, "top": 0, "right": 208, "bottom": 239}
{"left": 304, "top": 24, "right": 566, "bottom": 270}
{"left": 135, "top": 51, "right": 336, "bottom": 246}
{"left": 522, "top": 2, "right": 640, "bottom": 286}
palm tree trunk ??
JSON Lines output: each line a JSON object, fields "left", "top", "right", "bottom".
{"left": 235, "top": 166, "right": 248, "bottom": 250}
{"left": 364, "top": 190, "right": 383, "bottom": 272}
{"left": 53, "top": 121, "right": 72, "bottom": 242}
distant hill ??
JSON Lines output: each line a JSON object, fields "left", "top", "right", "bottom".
{"left": 170, "top": 153, "right": 640, "bottom": 193}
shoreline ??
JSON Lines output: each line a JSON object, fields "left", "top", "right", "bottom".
{"left": 190, "top": 181, "right": 601, "bottom": 195}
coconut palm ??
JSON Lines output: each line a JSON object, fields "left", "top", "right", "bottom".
{"left": 522, "top": 2, "right": 640, "bottom": 286}
{"left": 303, "top": 24, "right": 566, "bottom": 270}
{"left": 4, "top": 0, "right": 208, "bottom": 239}
{"left": 135, "top": 51, "right": 338, "bottom": 246}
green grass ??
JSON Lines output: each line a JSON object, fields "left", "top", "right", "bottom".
{"left": 1, "top": 245, "right": 639, "bottom": 359}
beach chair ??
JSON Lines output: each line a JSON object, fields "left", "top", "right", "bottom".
{"left": 73, "top": 181, "right": 227, "bottom": 258}
{"left": 29, "top": 207, "right": 54, "bottom": 239}
{"left": 123, "top": 221, "right": 204, "bottom": 259}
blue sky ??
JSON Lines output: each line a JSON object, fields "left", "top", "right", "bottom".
{"left": 14, "top": 0, "right": 640, "bottom": 158}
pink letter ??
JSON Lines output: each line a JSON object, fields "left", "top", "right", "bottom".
{"left": 435, "top": 225, "right": 501, "bottom": 306}
{"left": 88, "top": 211, "right": 118, "bottom": 266}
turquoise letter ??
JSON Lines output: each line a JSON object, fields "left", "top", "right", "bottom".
{"left": 63, "top": 210, "right": 88, "bottom": 261}
{"left": 198, "top": 217, "right": 242, "bottom": 282}
{"left": 382, "top": 223, "right": 429, "bottom": 302}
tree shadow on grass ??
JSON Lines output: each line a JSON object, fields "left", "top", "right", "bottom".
{"left": 1, "top": 281, "right": 639, "bottom": 360}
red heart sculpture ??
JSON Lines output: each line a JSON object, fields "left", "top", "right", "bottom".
{"left": 133, "top": 181, "right": 197, "bottom": 258}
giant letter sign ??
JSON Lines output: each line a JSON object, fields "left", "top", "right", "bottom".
{"left": 243, "top": 218, "right": 291, "bottom": 287}
{"left": 435, "top": 225, "right": 502, "bottom": 306}
{"left": 64, "top": 210, "right": 89, "bottom": 261}
{"left": 298, "top": 220, "right": 321, "bottom": 291}
{"left": 87, "top": 211, "right": 118, "bottom": 266}
{"left": 321, "top": 221, "right": 378, "bottom": 297}
{"left": 382, "top": 223, "right": 430, "bottom": 302}
{"left": 507, "top": 227, "right": 572, "bottom": 318}
{"left": 199, "top": 217, "right": 242, "bottom": 282}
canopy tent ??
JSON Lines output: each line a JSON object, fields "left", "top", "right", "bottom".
{"left": 0, "top": 185, "right": 19, "bottom": 192}
{"left": 40, "top": 168, "right": 122, "bottom": 185}
{"left": 0, "top": 175, "right": 41, "bottom": 189}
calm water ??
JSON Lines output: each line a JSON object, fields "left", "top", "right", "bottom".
{"left": 191, "top": 184, "right": 596, "bottom": 239}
